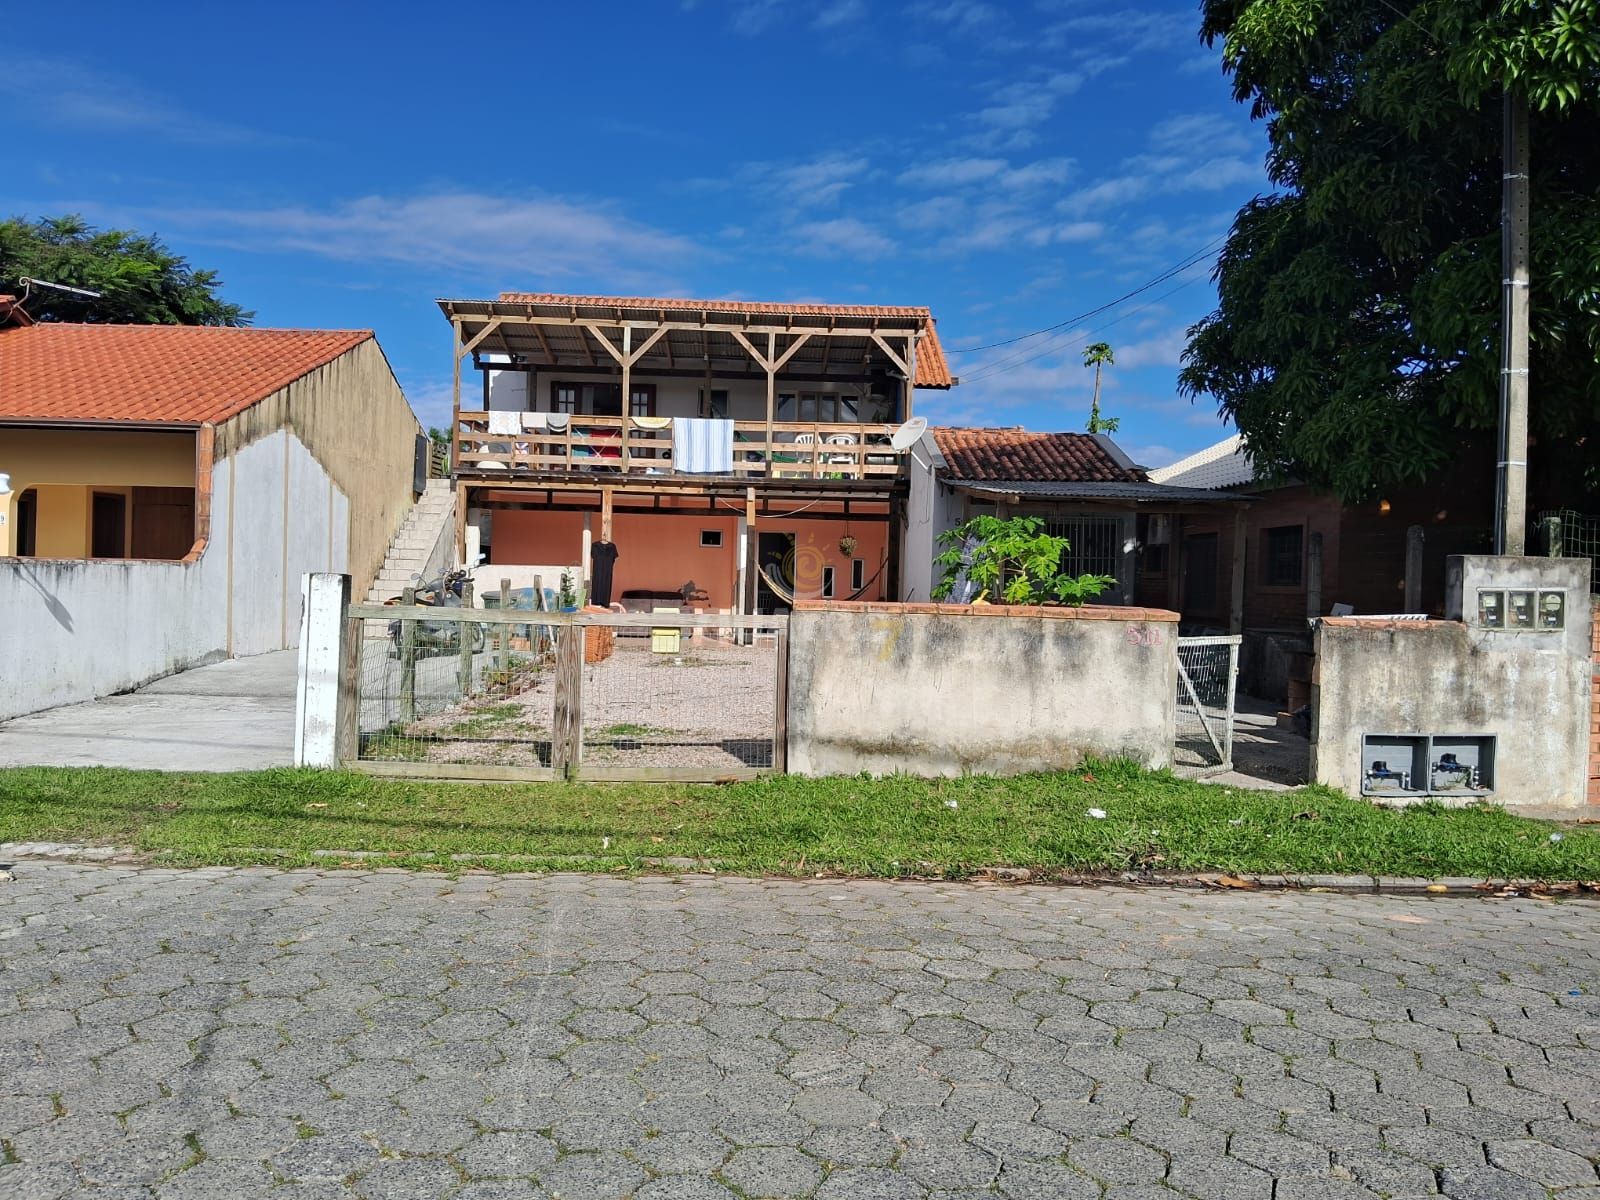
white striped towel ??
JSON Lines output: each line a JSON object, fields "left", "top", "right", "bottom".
{"left": 673, "top": 418, "right": 734, "bottom": 473}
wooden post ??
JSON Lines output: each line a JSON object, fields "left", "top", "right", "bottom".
{"left": 765, "top": 332, "right": 776, "bottom": 479}
{"left": 744, "top": 487, "right": 759, "bottom": 646}
{"left": 498, "top": 577, "right": 512, "bottom": 679}
{"left": 885, "top": 495, "right": 903, "bottom": 601}
{"left": 456, "top": 578, "right": 475, "bottom": 699}
{"left": 551, "top": 622, "right": 584, "bottom": 780}
{"left": 1306, "top": 532, "right": 1324, "bottom": 621}
{"left": 532, "top": 572, "right": 547, "bottom": 652}
{"left": 905, "top": 332, "right": 918, "bottom": 421}
{"left": 601, "top": 486, "right": 614, "bottom": 543}
{"left": 620, "top": 326, "right": 632, "bottom": 473}
{"left": 1229, "top": 507, "right": 1247, "bottom": 634}
{"left": 773, "top": 625, "right": 789, "bottom": 774}
{"left": 455, "top": 483, "right": 469, "bottom": 568}
{"left": 450, "top": 318, "right": 463, "bottom": 475}
{"left": 1403, "top": 525, "right": 1425, "bottom": 613}
{"left": 398, "top": 585, "right": 417, "bottom": 723}
{"left": 336, "top": 592, "right": 360, "bottom": 765}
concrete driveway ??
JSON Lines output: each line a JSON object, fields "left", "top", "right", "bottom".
{"left": 0, "top": 651, "right": 297, "bottom": 771}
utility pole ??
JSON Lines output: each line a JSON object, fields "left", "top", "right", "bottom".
{"left": 1495, "top": 87, "right": 1530, "bottom": 555}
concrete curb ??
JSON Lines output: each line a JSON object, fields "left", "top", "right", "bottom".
{"left": 1, "top": 843, "right": 1595, "bottom": 898}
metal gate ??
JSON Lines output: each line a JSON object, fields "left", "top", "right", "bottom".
{"left": 345, "top": 601, "right": 787, "bottom": 782}
{"left": 1174, "top": 634, "right": 1240, "bottom": 776}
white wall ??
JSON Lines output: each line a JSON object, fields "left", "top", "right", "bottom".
{"left": 0, "top": 427, "right": 351, "bottom": 720}
{"left": 901, "top": 432, "right": 963, "bottom": 603}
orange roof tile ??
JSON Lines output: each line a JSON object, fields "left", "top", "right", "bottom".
{"left": 491, "top": 291, "right": 954, "bottom": 388}
{"left": 932, "top": 426, "right": 1142, "bottom": 483}
{"left": 0, "top": 324, "right": 373, "bottom": 425}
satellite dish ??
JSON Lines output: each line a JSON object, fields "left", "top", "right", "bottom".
{"left": 890, "top": 416, "right": 929, "bottom": 452}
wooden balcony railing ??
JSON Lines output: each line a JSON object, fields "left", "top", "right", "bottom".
{"left": 452, "top": 412, "right": 907, "bottom": 482}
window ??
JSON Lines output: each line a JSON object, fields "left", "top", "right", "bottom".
{"left": 1141, "top": 544, "right": 1169, "bottom": 574}
{"left": 822, "top": 566, "right": 835, "bottom": 598}
{"left": 550, "top": 381, "right": 631, "bottom": 415}
{"left": 1046, "top": 515, "right": 1121, "bottom": 580}
{"left": 700, "top": 529, "right": 723, "bottom": 548}
{"left": 851, "top": 558, "right": 865, "bottom": 591}
{"left": 1262, "top": 525, "right": 1304, "bottom": 587}
{"left": 779, "top": 393, "right": 859, "bottom": 424}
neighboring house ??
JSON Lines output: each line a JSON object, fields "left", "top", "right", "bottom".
{"left": 1149, "top": 433, "right": 1496, "bottom": 697}
{"left": 0, "top": 318, "right": 421, "bottom": 719}
{"left": 903, "top": 426, "right": 1249, "bottom": 607}
{"left": 437, "top": 291, "right": 953, "bottom": 613}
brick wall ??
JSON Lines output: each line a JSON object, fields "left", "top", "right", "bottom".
{"left": 1590, "top": 597, "right": 1599, "bottom": 805}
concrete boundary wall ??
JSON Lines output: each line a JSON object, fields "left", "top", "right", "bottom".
{"left": 786, "top": 600, "right": 1178, "bottom": 777}
{"left": 1312, "top": 607, "right": 1593, "bottom": 808}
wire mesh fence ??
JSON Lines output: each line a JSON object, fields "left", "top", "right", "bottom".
{"left": 1174, "top": 635, "right": 1240, "bottom": 777}
{"left": 1539, "top": 509, "right": 1600, "bottom": 594}
{"left": 354, "top": 609, "right": 557, "bottom": 772}
{"left": 350, "top": 606, "right": 785, "bottom": 780}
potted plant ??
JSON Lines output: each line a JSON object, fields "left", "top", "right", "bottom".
{"left": 838, "top": 534, "right": 857, "bottom": 557}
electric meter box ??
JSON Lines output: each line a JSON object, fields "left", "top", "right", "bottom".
{"left": 1446, "top": 556, "right": 1589, "bottom": 642}
{"left": 1362, "top": 733, "right": 1496, "bottom": 797}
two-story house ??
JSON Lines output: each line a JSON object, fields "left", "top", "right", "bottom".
{"left": 438, "top": 291, "right": 953, "bottom": 615}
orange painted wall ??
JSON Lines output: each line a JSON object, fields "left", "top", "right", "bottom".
{"left": 764, "top": 517, "right": 890, "bottom": 602}
{"left": 486, "top": 507, "right": 889, "bottom": 607}
{"left": 490, "top": 509, "right": 586, "bottom": 566}
{"left": 611, "top": 513, "right": 738, "bottom": 608}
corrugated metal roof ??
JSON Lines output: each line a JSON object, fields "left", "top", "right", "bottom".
{"left": 1146, "top": 434, "right": 1255, "bottom": 489}
{"left": 952, "top": 479, "right": 1251, "bottom": 504}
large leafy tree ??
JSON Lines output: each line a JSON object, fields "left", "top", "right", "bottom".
{"left": 1179, "top": 0, "right": 1600, "bottom": 501}
{"left": 0, "top": 215, "right": 251, "bottom": 325}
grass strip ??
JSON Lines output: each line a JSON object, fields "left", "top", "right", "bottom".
{"left": 1, "top": 760, "right": 1596, "bottom": 880}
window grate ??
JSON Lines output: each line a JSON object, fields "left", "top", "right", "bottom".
{"left": 1046, "top": 516, "right": 1120, "bottom": 580}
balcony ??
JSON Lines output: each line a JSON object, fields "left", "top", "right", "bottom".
{"left": 453, "top": 412, "right": 907, "bottom": 483}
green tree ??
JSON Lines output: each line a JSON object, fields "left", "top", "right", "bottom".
{"left": 1179, "top": 0, "right": 1600, "bottom": 500}
{"left": 932, "top": 514, "right": 1115, "bottom": 606}
{"left": 0, "top": 214, "right": 251, "bottom": 325}
{"left": 1082, "top": 342, "right": 1120, "bottom": 433}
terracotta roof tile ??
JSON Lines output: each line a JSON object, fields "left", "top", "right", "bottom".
{"left": 0, "top": 324, "right": 373, "bottom": 425}
{"left": 491, "top": 291, "right": 953, "bottom": 388}
{"left": 932, "top": 426, "right": 1142, "bottom": 483}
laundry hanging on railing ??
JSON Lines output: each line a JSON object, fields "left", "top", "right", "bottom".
{"left": 673, "top": 418, "right": 734, "bottom": 473}
{"left": 487, "top": 410, "right": 520, "bottom": 436}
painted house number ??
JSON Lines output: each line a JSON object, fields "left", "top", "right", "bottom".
{"left": 1126, "top": 625, "right": 1163, "bottom": 647}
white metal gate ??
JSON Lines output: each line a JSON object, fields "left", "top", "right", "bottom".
{"left": 1174, "top": 635, "right": 1240, "bottom": 776}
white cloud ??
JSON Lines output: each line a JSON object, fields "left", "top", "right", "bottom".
{"left": 814, "top": 0, "right": 866, "bottom": 27}
{"left": 1115, "top": 326, "right": 1190, "bottom": 369}
{"left": 908, "top": 1, "right": 1000, "bottom": 30}
{"left": 761, "top": 155, "right": 872, "bottom": 207}
{"left": 1056, "top": 221, "right": 1105, "bottom": 243}
{"left": 897, "top": 196, "right": 967, "bottom": 230}
{"left": 133, "top": 191, "right": 698, "bottom": 288}
{"left": 791, "top": 217, "right": 895, "bottom": 259}
{"left": 897, "top": 157, "right": 1007, "bottom": 188}
{"left": 1061, "top": 112, "right": 1265, "bottom": 213}
{"left": 1001, "top": 158, "right": 1074, "bottom": 189}
{"left": 3, "top": 54, "right": 297, "bottom": 146}
{"left": 731, "top": 0, "right": 785, "bottom": 35}
{"left": 1125, "top": 443, "right": 1179, "bottom": 468}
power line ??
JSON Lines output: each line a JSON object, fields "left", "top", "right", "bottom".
{"left": 959, "top": 273, "right": 1210, "bottom": 385}
{"left": 947, "top": 234, "right": 1229, "bottom": 355}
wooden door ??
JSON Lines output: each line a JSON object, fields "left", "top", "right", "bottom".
{"left": 91, "top": 492, "right": 127, "bottom": 558}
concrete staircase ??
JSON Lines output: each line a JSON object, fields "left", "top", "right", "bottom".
{"left": 366, "top": 479, "right": 455, "bottom": 603}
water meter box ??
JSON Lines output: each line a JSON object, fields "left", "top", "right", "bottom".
{"left": 1360, "top": 735, "right": 1427, "bottom": 797}
{"left": 1361, "top": 733, "right": 1495, "bottom": 797}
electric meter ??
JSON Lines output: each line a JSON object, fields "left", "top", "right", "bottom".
{"left": 1507, "top": 590, "right": 1535, "bottom": 629}
{"left": 1538, "top": 590, "right": 1566, "bottom": 630}
{"left": 1476, "top": 590, "right": 1504, "bottom": 628}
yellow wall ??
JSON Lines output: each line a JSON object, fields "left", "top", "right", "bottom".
{"left": 1, "top": 427, "right": 196, "bottom": 556}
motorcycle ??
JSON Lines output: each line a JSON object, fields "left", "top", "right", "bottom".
{"left": 385, "top": 568, "right": 487, "bottom": 658}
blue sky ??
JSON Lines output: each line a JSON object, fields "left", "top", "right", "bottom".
{"left": 3, "top": 1, "right": 1270, "bottom": 468}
